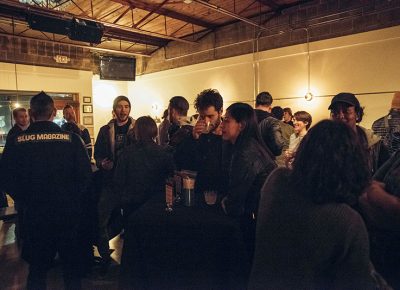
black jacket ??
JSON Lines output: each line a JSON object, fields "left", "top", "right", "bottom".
{"left": 224, "top": 138, "right": 276, "bottom": 217}
{"left": 254, "top": 109, "right": 284, "bottom": 156}
{"left": 168, "top": 122, "right": 193, "bottom": 170}
{"left": 61, "top": 122, "right": 92, "bottom": 157}
{"left": 6, "top": 124, "right": 24, "bottom": 145}
{"left": 94, "top": 117, "right": 135, "bottom": 180}
{"left": 113, "top": 141, "right": 174, "bottom": 214}
{"left": 258, "top": 116, "right": 285, "bottom": 156}
{"left": 1, "top": 121, "right": 92, "bottom": 225}
{"left": 178, "top": 133, "right": 227, "bottom": 193}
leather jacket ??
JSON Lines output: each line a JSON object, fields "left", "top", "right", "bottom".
{"left": 258, "top": 116, "right": 285, "bottom": 156}
{"left": 224, "top": 138, "right": 276, "bottom": 217}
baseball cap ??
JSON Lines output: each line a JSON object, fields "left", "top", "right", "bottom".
{"left": 328, "top": 92, "right": 360, "bottom": 110}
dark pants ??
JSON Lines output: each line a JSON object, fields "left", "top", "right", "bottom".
{"left": 96, "top": 185, "right": 121, "bottom": 261}
{"left": 22, "top": 220, "right": 84, "bottom": 290}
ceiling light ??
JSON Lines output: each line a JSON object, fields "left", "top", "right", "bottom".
{"left": 304, "top": 92, "right": 313, "bottom": 101}
{"left": 183, "top": 0, "right": 193, "bottom": 4}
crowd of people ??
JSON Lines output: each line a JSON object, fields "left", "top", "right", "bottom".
{"left": 1, "top": 89, "right": 400, "bottom": 290}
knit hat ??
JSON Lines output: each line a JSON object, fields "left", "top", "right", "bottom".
{"left": 391, "top": 91, "right": 400, "bottom": 109}
{"left": 113, "top": 95, "right": 131, "bottom": 111}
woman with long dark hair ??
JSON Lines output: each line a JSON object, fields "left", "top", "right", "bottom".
{"left": 220, "top": 102, "right": 276, "bottom": 262}
{"left": 114, "top": 116, "right": 174, "bottom": 218}
{"left": 249, "top": 120, "right": 376, "bottom": 290}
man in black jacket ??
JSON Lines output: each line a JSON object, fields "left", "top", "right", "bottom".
{"left": 1, "top": 91, "right": 92, "bottom": 290}
{"left": 94, "top": 95, "right": 135, "bottom": 268}
{"left": 190, "top": 89, "right": 226, "bottom": 195}
{"left": 254, "top": 92, "right": 284, "bottom": 156}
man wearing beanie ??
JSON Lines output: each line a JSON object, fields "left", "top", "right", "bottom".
{"left": 372, "top": 92, "right": 400, "bottom": 155}
{"left": 94, "top": 95, "right": 135, "bottom": 272}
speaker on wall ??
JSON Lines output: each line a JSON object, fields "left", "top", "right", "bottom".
{"left": 26, "top": 13, "right": 71, "bottom": 35}
{"left": 100, "top": 56, "right": 136, "bottom": 81}
{"left": 69, "top": 18, "right": 104, "bottom": 44}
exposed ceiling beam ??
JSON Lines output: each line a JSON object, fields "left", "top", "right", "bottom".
{"left": 277, "top": 0, "right": 314, "bottom": 12}
{"left": 111, "top": 0, "right": 214, "bottom": 28}
{"left": 133, "top": 0, "right": 169, "bottom": 28}
{"left": 255, "top": 0, "right": 279, "bottom": 11}
{"left": 104, "top": 27, "right": 167, "bottom": 47}
{"left": 191, "top": 0, "right": 268, "bottom": 31}
{"left": 0, "top": 0, "right": 194, "bottom": 45}
{"left": 113, "top": 6, "right": 131, "bottom": 24}
{"left": 0, "top": 31, "right": 152, "bottom": 57}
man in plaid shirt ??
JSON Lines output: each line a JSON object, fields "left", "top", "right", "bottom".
{"left": 372, "top": 92, "right": 400, "bottom": 155}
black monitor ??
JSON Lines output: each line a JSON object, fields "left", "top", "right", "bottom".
{"left": 100, "top": 56, "right": 136, "bottom": 81}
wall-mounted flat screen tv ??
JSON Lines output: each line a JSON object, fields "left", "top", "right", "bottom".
{"left": 100, "top": 56, "right": 136, "bottom": 81}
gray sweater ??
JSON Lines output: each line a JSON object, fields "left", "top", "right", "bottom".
{"left": 249, "top": 168, "right": 376, "bottom": 290}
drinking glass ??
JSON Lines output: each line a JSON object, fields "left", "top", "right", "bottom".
{"left": 204, "top": 190, "right": 218, "bottom": 205}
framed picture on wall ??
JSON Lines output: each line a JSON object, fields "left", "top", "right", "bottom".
{"left": 83, "top": 96, "right": 92, "bottom": 103}
{"left": 83, "top": 116, "right": 93, "bottom": 125}
{"left": 83, "top": 105, "right": 93, "bottom": 113}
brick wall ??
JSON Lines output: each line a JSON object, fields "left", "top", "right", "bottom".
{"left": 143, "top": 0, "right": 400, "bottom": 74}
{"left": 0, "top": 0, "right": 399, "bottom": 74}
{"left": 0, "top": 36, "right": 94, "bottom": 71}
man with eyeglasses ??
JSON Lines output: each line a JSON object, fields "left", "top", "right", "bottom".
{"left": 329, "top": 92, "right": 389, "bottom": 174}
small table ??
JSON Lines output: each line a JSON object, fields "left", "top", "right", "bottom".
{"left": 119, "top": 195, "right": 249, "bottom": 290}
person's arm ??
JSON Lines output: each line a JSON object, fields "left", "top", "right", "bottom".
{"left": 366, "top": 181, "right": 400, "bottom": 218}
{"left": 259, "top": 117, "right": 284, "bottom": 156}
{"left": 359, "top": 180, "right": 400, "bottom": 229}
{"left": 374, "top": 150, "right": 399, "bottom": 181}
{"left": 81, "top": 128, "right": 93, "bottom": 158}
{"left": 94, "top": 126, "right": 113, "bottom": 170}
{"left": 73, "top": 134, "right": 93, "bottom": 202}
{"left": 222, "top": 150, "right": 257, "bottom": 216}
{"left": 0, "top": 141, "right": 19, "bottom": 199}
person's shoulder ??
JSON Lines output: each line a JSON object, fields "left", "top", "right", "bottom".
{"left": 236, "top": 138, "right": 265, "bottom": 161}
{"left": 318, "top": 202, "right": 365, "bottom": 231}
{"left": 280, "top": 120, "right": 293, "bottom": 130}
{"left": 76, "top": 123, "right": 87, "bottom": 131}
{"left": 266, "top": 167, "right": 291, "bottom": 184}
{"left": 98, "top": 122, "right": 112, "bottom": 134}
{"left": 358, "top": 126, "right": 381, "bottom": 147}
{"left": 372, "top": 116, "right": 385, "bottom": 127}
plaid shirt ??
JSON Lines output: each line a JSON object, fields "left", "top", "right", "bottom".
{"left": 372, "top": 110, "right": 400, "bottom": 154}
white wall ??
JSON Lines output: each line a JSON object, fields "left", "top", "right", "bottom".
{"left": 127, "top": 26, "right": 400, "bottom": 129}
{"left": 0, "top": 62, "right": 93, "bottom": 129}
{"left": 0, "top": 63, "right": 92, "bottom": 95}
{"left": 92, "top": 75, "right": 128, "bottom": 133}
{"left": 127, "top": 55, "right": 256, "bottom": 120}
